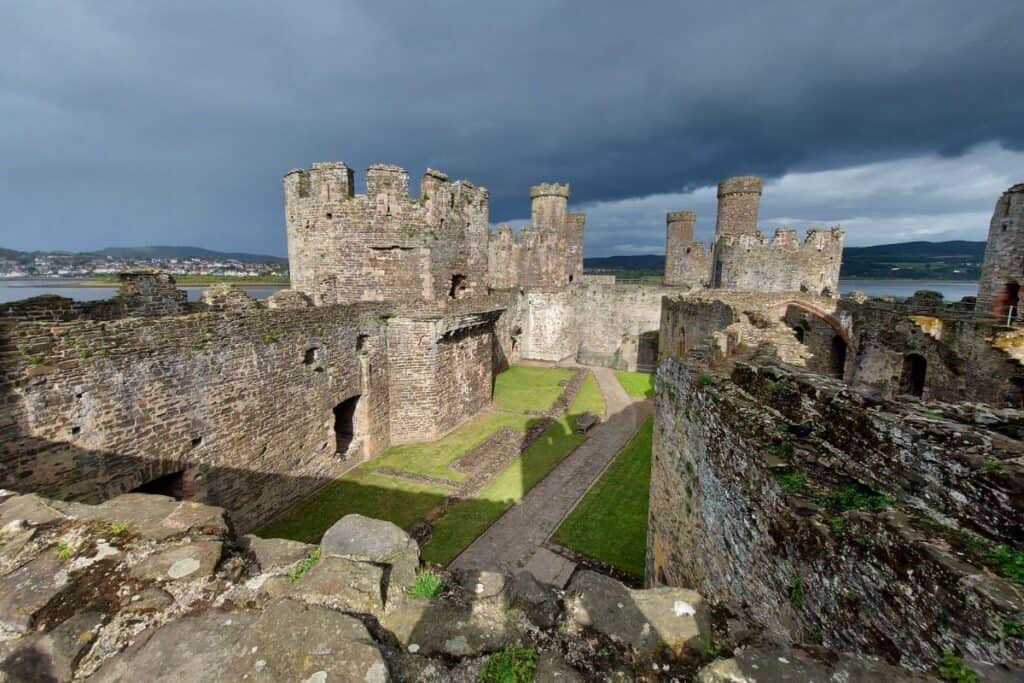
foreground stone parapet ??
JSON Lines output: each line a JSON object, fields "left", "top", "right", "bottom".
{"left": 697, "top": 645, "right": 937, "bottom": 682}
{"left": 566, "top": 570, "right": 710, "bottom": 660}
{"left": 91, "top": 599, "right": 389, "bottom": 682}
{"left": 321, "top": 514, "right": 420, "bottom": 592}
{"left": 650, "top": 357, "right": 1024, "bottom": 670}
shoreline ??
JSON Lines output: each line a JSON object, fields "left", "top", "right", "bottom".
{"left": 1, "top": 277, "right": 289, "bottom": 288}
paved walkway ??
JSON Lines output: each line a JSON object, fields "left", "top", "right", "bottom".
{"left": 451, "top": 366, "right": 651, "bottom": 577}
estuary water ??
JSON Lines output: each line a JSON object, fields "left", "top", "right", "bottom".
{"left": 0, "top": 278, "right": 979, "bottom": 304}
{"left": 0, "top": 279, "right": 286, "bottom": 303}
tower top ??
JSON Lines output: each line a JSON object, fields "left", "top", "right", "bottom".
{"left": 717, "top": 176, "right": 763, "bottom": 197}
{"left": 667, "top": 210, "right": 697, "bottom": 223}
{"left": 530, "top": 182, "right": 570, "bottom": 199}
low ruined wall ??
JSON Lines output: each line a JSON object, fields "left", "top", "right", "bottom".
{"left": 649, "top": 358, "right": 1024, "bottom": 669}
{"left": 712, "top": 228, "right": 843, "bottom": 296}
{"left": 1, "top": 293, "right": 507, "bottom": 531}
{"left": 517, "top": 283, "right": 667, "bottom": 371}
{"left": 839, "top": 297, "right": 1024, "bottom": 407}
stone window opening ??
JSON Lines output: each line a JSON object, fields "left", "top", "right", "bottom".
{"left": 792, "top": 325, "right": 805, "bottom": 344}
{"left": 448, "top": 274, "right": 467, "bottom": 299}
{"left": 333, "top": 396, "right": 360, "bottom": 456}
{"left": 676, "top": 326, "right": 687, "bottom": 356}
{"left": 356, "top": 334, "right": 369, "bottom": 355}
{"left": 900, "top": 353, "right": 927, "bottom": 398}
{"left": 1002, "top": 282, "right": 1020, "bottom": 318}
{"left": 830, "top": 335, "right": 847, "bottom": 379}
{"left": 191, "top": 436, "right": 203, "bottom": 448}
{"left": 303, "top": 347, "right": 323, "bottom": 368}
{"left": 132, "top": 469, "right": 192, "bottom": 500}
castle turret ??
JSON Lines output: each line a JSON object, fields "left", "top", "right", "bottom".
{"left": 715, "top": 176, "right": 763, "bottom": 236}
{"left": 976, "top": 183, "right": 1024, "bottom": 317}
{"left": 665, "top": 211, "right": 707, "bottom": 287}
{"left": 530, "top": 182, "right": 570, "bottom": 234}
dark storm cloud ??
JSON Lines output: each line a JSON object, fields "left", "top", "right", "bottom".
{"left": 1, "top": 1, "right": 1022, "bottom": 255}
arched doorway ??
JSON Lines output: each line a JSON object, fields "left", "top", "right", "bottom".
{"left": 333, "top": 395, "right": 360, "bottom": 455}
{"left": 830, "top": 335, "right": 847, "bottom": 378}
{"left": 900, "top": 354, "right": 926, "bottom": 397}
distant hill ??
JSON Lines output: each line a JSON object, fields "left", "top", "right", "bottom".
{"left": 94, "top": 246, "right": 287, "bottom": 264}
{"left": 584, "top": 240, "right": 986, "bottom": 281}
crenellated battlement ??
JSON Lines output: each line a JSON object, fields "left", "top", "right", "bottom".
{"left": 712, "top": 226, "right": 844, "bottom": 296}
{"left": 284, "top": 162, "right": 490, "bottom": 305}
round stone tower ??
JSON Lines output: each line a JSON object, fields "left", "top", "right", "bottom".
{"left": 976, "top": 183, "right": 1024, "bottom": 317}
{"left": 530, "top": 182, "right": 571, "bottom": 234}
{"left": 665, "top": 210, "right": 699, "bottom": 287}
{"left": 714, "top": 176, "right": 763, "bottom": 237}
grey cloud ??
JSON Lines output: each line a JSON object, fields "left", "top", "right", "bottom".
{"left": 1, "top": 1, "right": 1022, "bottom": 255}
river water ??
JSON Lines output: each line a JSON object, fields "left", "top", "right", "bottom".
{"left": 0, "top": 279, "right": 286, "bottom": 303}
{"left": 0, "top": 278, "right": 979, "bottom": 304}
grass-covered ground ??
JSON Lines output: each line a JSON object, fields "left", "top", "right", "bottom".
{"left": 552, "top": 417, "right": 653, "bottom": 578}
{"left": 421, "top": 372, "right": 605, "bottom": 564}
{"left": 256, "top": 364, "right": 602, "bottom": 555}
{"left": 614, "top": 370, "right": 655, "bottom": 399}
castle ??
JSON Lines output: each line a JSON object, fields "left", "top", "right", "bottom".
{"left": 0, "top": 164, "right": 1021, "bottom": 678}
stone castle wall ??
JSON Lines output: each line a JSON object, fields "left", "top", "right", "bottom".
{"left": 664, "top": 211, "right": 709, "bottom": 288}
{"left": 1, "top": 281, "right": 505, "bottom": 531}
{"left": 649, "top": 357, "right": 1024, "bottom": 669}
{"left": 976, "top": 183, "right": 1024, "bottom": 317}
{"left": 487, "top": 183, "right": 584, "bottom": 291}
{"left": 711, "top": 227, "right": 844, "bottom": 296}
{"left": 284, "top": 163, "right": 490, "bottom": 306}
{"left": 515, "top": 283, "right": 668, "bottom": 371}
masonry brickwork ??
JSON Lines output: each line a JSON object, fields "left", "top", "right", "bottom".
{"left": 0, "top": 275, "right": 504, "bottom": 532}
{"left": 976, "top": 183, "right": 1024, "bottom": 317}
{"left": 284, "top": 163, "right": 490, "bottom": 306}
{"left": 663, "top": 211, "right": 708, "bottom": 288}
{"left": 487, "top": 183, "right": 584, "bottom": 291}
{"left": 662, "top": 176, "right": 844, "bottom": 298}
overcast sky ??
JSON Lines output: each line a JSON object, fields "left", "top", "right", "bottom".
{"left": 2, "top": 1, "right": 1023, "bottom": 256}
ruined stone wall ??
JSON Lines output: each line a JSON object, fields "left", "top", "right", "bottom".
{"left": 649, "top": 358, "right": 1024, "bottom": 669}
{"left": 664, "top": 211, "right": 710, "bottom": 288}
{"left": 1, "top": 287, "right": 508, "bottom": 530}
{"left": 839, "top": 296, "right": 1024, "bottom": 407}
{"left": 385, "top": 312, "right": 497, "bottom": 444}
{"left": 514, "top": 283, "right": 668, "bottom": 371}
{"left": 1, "top": 301, "right": 390, "bottom": 531}
{"left": 976, "top": 183, "right": 1024, "bottom": 316}
{"left": 285, "top": 163, "right": 489, "bottom": 306}
{"left": 711, "top": 228, "right": 844, "bottom": 296}
{"left": 571, "top": 284, "right": 667, "bottom": 371}
{"left": 486, "top": 183, "right": 584, "bottom": 291}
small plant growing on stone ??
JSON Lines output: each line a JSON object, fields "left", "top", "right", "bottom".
{"left": 56, "top": 543, "right": 73, "bottom": 561}
{"left": 479, "top": 645, "right": 537, "bottom": 683}
{"left": 818, "top": 483, "right": 892, "bottom": 513}
{"left": 979, "top": 458, "right": 1003, "bottom": 473}
{"left": 787, "top": 576, "right": 803, "bottom": 607}
{"left": 697, "top": 373, "right": 714, "bottom": 387}
{"left": 18, "top": 346, "right": 43, "bottom": 365}
{"left": 110, "top": 522, "right": 128, "bottom": 535}
{"left": 937, "top": 650, "right": 978, "bottom": 682}
{"left": 773, "top": 471, "right": 805, "bottom": 495}
{"left": 985, "top": 544, "right": 1024, "bottom": 584}
{"left": 1001, "top": 619, "right": 1023, "bottom": 639}
{"left": 288, "top": 547, "right": 321, "bottom": 583}
{"left": 700, "top": 636, "right": 721, "bottom": 657}
{"left": 407, "top": 570, "right": 443, "bottom": 599}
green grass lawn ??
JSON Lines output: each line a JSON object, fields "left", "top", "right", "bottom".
{"left": 422, "top": 373, "right": 605, "bottom": 564}
{"left": 552, "top": 417, "right": 653, "bottom": 578}
{"left": 493, "top": 365, "right": 576, "bottom": 413}
{"left": 256, "top": 470, "right": 447, "bottom": 544}
{"left": 615, "top": 370, "right": 655, "bottom": 399}
{"left": 256, "top": 364, "right": 595, "bottom": 546}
